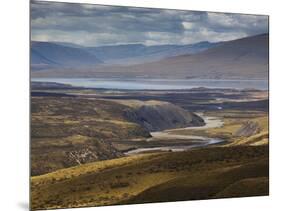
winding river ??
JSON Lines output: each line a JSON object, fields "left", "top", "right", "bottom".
{"left": 125, "top": 114, "right": 225, "bottom": 155}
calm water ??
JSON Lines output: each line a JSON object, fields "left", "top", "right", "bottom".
{"left": 32, "top": 78, "right": 268, "bottom": 90}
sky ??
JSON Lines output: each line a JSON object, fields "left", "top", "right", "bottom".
{"left": 31, "top": 0, "right": 269, "bottom": 47}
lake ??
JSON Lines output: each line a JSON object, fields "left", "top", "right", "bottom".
{"left": 32, "top": 78, "right": 268, "bottom": 90}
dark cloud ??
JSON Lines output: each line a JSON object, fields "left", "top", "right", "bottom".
{"left": 31, "top": 0, "right": 268, "bottom": 46}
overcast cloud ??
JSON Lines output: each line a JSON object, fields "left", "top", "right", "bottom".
{"left": 31, "top": 0, "right": 268, "bottom": 46}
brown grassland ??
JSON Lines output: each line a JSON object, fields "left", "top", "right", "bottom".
{"left": 31, "top": 88, "right": 269, "bottom": 210}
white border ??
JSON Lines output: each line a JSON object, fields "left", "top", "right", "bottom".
{"left": 1, "top": 0, "right": 281, "bottom": 210}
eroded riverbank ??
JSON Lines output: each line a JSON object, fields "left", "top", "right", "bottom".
{"left": 125, "top": 114, "right": 225, "bottom": 155}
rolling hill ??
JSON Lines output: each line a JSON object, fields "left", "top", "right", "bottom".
{"left": 31, "top": 145, "right": 268, "bottom": 210}
{"left": 31, "top": 94, "right": 204, "bottom": 175}
{"left": 122, "top": 100, "right": 204, "bottom": 131}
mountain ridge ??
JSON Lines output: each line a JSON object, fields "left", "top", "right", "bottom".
{"left": 31, "top": 40, "right": 220, "bottom": 67}
{"left": 31, "top": 33, "right": 268, "bottom": 79}
{"left": 31, "top": 41, "right": 103, "bottom": 70}
{"left": 92, "top": 33, "right": 269, "bottom": 79}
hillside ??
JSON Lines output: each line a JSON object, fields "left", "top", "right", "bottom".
{"left": 30, "top": 87, "right": 269, "bottom": 210}
{"left": 91, "top": 33, "right": 268, "bottom": 79}
{"left": 31, "top": 97, "right": 149, "bottom": 175}
{"left": 31, "top": 41, "right": 218, "bottom": 69}
{"left": 31, "top": 96, "right": 203, "bottom": 175}
{"left": 122, "top": 100, "right": 204, "bottom": 131}
{"left": 85, "top": 41, "right": 219, "bottom": 65}
{"left": 31, "top": 41, "right": 103, "bottom": 70}
{"left": 31, "top": 145, "right": 268, "bottom": 210}
{"left": 31, "top": 34, "right": 268, "bottom": 79}
{"left": 149, "top": 33, "right": 268, "bottom": 79}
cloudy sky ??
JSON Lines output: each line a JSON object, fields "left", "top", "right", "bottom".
{"left": 31, "top": 0, "right": 268, "bottom": 47}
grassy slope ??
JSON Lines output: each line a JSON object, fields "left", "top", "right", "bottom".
{"left": 31, "top": 95, "right": 206, "bottom": 175}
{"left": 215, "top": 177, "right": 269, "bottom": 198}
{"left": 31, "top": 97, "right": 269, "bottom": 210}
{"left": 125, "top": 157, "right": 268, "bottom": 204}
{"left": 31, "top": 145, "right": 268, "bottom": 210}
{"left": 31, "top": 97, "right": 150, "bottom": 175}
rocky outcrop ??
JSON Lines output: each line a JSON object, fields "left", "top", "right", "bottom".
{"left": 66, "top": 138, "right": 123, "bottom": 166}
{"left": 123, "top": 100, "right": 205, "bottom": 132}
{"left": 31, "top": 135, "right": 123, "bottom": 176}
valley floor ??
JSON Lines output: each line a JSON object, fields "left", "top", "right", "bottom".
{"left": 30, "top": 86, "right": 269, "bottom": 210}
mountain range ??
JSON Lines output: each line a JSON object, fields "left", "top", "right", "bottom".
{"left": 31, "top": 40, "right": 219, "bottom": 67}
{"left": 106, "top": 33, "right": 268, "bottom": 79}
{"left": 85, "top": 41, "right": 220, "bottom": 65}
{"left": 31, "top": 42, "right": 103, "bottom": 70}
{"left": 31, "top": 33, "right": 269, "bottom": 79}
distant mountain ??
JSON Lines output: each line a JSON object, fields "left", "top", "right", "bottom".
{"left": 31, "top": 34, "right": 269, "bottom": 80}
{"left": 138, "top": 33, "right": 268, "bottom": 79}
{"left": 31, "top": 41, "right": 219, "bottom": 69}
{"left": 51, "top": 42, "right": 85, "bottom": 48}
{"left": 86, "top": 41, "right": 220, "bottom": 65}
{"left": 87, "top": 33, "right": 268, "bottom": 79}
{"left": 31, "top": 41, "right": 103, "bottom": 70}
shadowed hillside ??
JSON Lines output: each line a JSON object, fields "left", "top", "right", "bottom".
{"left": 31, "top": 96, "right": 203, "bottom": 175}
{"left": 31, "top": 41, "right": 103, "bottom": 70}
{"left": 122, "top": 100, "right": 204, "bottom": 131}
{"left": 31, "top": 97, "right": 149, "bottom": 175}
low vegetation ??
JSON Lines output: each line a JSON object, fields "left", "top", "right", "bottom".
{"left": 31, "top": 87, "right": 269, "bottom": 210}
{"left": 31, "top": 145, "right": 268, "bottom": 210}
{"left": 31, "top": 97, "right": 150, "bottom": 175}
